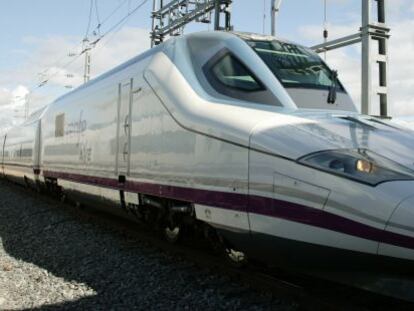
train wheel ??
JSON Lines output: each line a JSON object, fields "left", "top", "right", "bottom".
{"left": 75, "top": 201, "right": 84, "bottom": 210}
{"left": 164, "top": 224, "right": 181, "bottom": 244}
{"left": 224, "top": 247, "right": 247, "bottom": 268}
{"left": 204, "top": 224, "right": 247, "bottom": 267}
{"left": 23, "top": 176, "right": 30, "bottom": 189}
{"left": 35, "top": 181, "right": 42, "bottom": 193}
{"left": 60, "top": 193, "right": 67, "bottom": 203}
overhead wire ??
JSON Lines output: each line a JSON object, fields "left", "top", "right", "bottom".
{"left": 85, "top": 0, "right": 94, "bottom": 38}
{"left": 31, "top": 1, "right": 94, "bottom": 92}
{"left": 10, "top": 0, "right": 117, "bottom": 118}
{"left": 41, "top": 0, "right": 149, "bottom": 89}
{"left": 30, "top": 1, "right": 96, "bottom": 93}
{"left": 97, "top": 0, "right": 149, "bottom": 41}
{"left": 29, "top": 54, "right": 84, "bottom": 92}
{"left": 89, "top": 0, "right": 149, "bottom": 49}
{"left": 91, "top": 0, "right": 129, "bottom": 36}
{"left": 28, "top": 0, "right": 148, "bottom": 94}
{"left": 36, "top": 0, "right": 95, "bottom": 90}
{"left": 93, "top": 0, "right": 102, "bottom": 36}
{"left": 91, "top": 0, "right": 150, "bottom": 58}
{"left": 36, "top": 41, "right": 83, "bottom": 78}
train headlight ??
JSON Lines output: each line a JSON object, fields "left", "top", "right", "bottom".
{"left": 299, "top": 149, "right": 414, "bottom": 186}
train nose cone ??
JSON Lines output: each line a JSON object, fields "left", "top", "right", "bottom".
{"left": 378, "top": 195, "right": 414, "bottom": 260}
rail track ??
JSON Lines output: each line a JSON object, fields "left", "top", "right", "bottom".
{"left": 2, "top": 180, "right": 413, "bottom": 311}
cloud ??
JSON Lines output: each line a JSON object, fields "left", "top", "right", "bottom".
{"left": 0, "top": 27, "right": 150, "bottom": 130}
{"left": 90, "top": 27, "right": 150, "bottom": 76}
{"left": 12, "top": 85, "right": 30, "bottom": 99}
{"left": 0, "top": 85, "right": 30, "bottom": 131}
{"left": 0, "top": 88, "right": 12, "bottom": 106}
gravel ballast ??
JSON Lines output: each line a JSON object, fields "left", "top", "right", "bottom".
{"left": 0, "top": 181, "right": 298, "bottom": 310}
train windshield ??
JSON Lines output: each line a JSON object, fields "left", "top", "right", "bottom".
{"left": 246, "top": 40, "right": 344, "bottom": 92}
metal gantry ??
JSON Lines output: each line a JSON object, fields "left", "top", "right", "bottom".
{"left": 151, "top": 0, "right": 233, "bottom": 47}
{"left": 311, "top": 0, "right": 390, "bottom": 117}
{"left": 13, "top": 94, "right": 30, "bottom": 120}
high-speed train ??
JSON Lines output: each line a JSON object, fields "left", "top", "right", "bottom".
{"left": 2, "top": 31, "right": 414, "bottom": 283}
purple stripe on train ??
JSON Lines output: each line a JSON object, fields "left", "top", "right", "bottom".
{"left": 43, "top": 170, "right": 414, "bottom": 251}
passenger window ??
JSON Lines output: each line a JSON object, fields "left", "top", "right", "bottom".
{"left": 211, "top": 54, "right": 264, "bottom": 92}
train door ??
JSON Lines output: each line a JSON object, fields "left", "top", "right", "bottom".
{"left": 116, "top": 78, "right": 134, "bottom": 177}
{"left": 33, "top": 121, "right": 42, "bottom": 182}
{"left": 1, "top": 134, "right": 5, "bottom": 176}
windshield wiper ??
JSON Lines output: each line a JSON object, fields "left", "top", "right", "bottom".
{"left": 327, "top": 70, "right": 338, "bottom": 104}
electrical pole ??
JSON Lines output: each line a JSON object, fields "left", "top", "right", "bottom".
{"left": 12, "top": 94, "right": 29, "bottom": 121}
{"left": 271, "top": 0, "right": 282, "bottom": 36}
{"left": 323, "top": 0, "right": 328, "bottom": 60}
{"left": 214, "top": 0, "right": 221, "bottom": 30}
{"left": 311, "top": 0, "right": 390, "bottom": 117}
{"left": 361, "top": 0, "right": 372, "bottom": 115}
{"left": 82, "top": 38, "right": 91, "bottom": 84}
{"left": 151, "top": 0, "right": 159, "bottom": 47}
{"left": 360, "top": 0, "right": 388, "bottom": 116}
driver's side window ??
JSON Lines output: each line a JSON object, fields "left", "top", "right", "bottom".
{"left": 202, "top": 48, "right": 280, "bottom": 106}
{"left": 210, "top": 53, "right": 264, "bottom": 92}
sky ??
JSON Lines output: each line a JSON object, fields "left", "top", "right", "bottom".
{"left": 1, "top": 0, "right": 414, "bottom": 130}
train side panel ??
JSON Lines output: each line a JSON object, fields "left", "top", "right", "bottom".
{"left": 3, "top": 120, "right": 40, "bottom": 186}
{"left": 42, "top": 72, "right": 120, "bottom": 208}
{"left": 40, "top": 51, "right": 250, "bottom": 234}
{"left": 127, "top": 73, "right": 250, "bottom": 236}
{"left": 246, "top": 147, "right": 414, "bottom": 270}
{"left": 41, "top": 78, "right": 120, "bottom": 176}
{"left": 1, "top": 134, "right": 5, "bottom": 176}
{"left": 40, "top": 56, "right": 154, "bottom": 210}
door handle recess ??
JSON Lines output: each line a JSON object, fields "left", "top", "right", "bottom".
{"left": 123, "top": 114, "right": 130, "bottom": 135}
{"left": 123, "top": 142, "right": 128, "bottom": 161}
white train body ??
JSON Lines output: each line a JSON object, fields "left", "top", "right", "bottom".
{"left": 1, "top": 109, "right": 43, "bottom": 186}
{"left": 3, "top": 31, "right": 414, "bottom": 274}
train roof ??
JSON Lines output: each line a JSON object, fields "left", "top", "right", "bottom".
{"left": 53, "top": 44, "right": 163, "bottom": 104}
{"left": 231, "top": 31, "right": 301, "bottom": 46}
{"left": 49, "top": 30, "right": 354, "bottom": 113}
{"left": 50, "top": 31, "right": 303, "bottom": 105}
